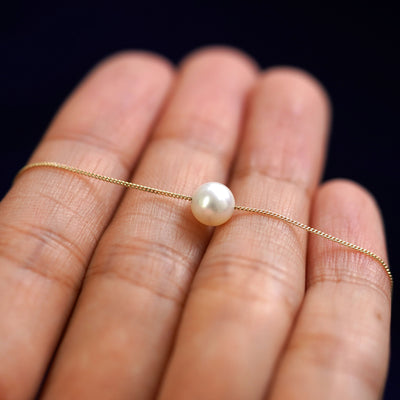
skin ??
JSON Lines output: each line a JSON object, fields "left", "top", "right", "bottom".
{"left": 0, "top": 47, "right": 391, "bottom": 400}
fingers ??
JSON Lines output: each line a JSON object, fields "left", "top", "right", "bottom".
{"left": 158, "top": 69, "right": 331, "bottom": 399}
{"left": 0, "top": 53, "right": 173, "bottom": 399}
{"left": 268, "top": 180, "right": 391, "bottom": 400}
{"left": 40, "top": 48, "right": 258, "bottom": 399}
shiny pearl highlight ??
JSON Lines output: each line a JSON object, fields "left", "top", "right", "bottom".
{"left": 191, "top": 182, "right": 235, "bottom": 226}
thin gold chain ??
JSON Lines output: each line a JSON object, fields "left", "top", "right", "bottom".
{"left": 234, "top": 205, "right": 392, "bottom": 287}
{"left": 16, "top": 162, "right": 393, "bottom": 288}
{"left": 17, "top": 162, "right": 192, "bottom": 201}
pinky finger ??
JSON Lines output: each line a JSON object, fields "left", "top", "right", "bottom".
{"left": 268, "top": 179, "right": 391, "bottom": 400}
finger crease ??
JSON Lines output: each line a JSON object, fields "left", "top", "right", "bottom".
{"left": 233, "top": 167, "right": 313, "bottom": 200}
{"left": 46, "top": 133, "right": 133, "bottom": 174}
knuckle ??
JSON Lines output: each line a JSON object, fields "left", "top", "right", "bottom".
{"left": 233, "top": 163, "right": 313, "bottom": 199}
{"left": 155, "top": 111, "right": 232, "bottom": 161}
{"left": 45, "top": 131, "right": 133, "bottom": 174}
{"left": 87, "top": 235, "right": 193, "bottom": 305}
{"left": 307, "top": 251, "right": 391, "bottom": 302}
{"left": 193, "top": 250, "right": 302, "bottom": 318}
{"left": 0, "top": 219, "right": 87, "bottom": 292}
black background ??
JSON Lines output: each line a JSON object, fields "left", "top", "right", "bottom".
{"left": 1, "top": 1, "right": 399, "bottom": 398}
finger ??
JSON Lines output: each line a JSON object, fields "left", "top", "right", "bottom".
{"left": 0, "top": 52, "right": 173, "bottom": 399}
{"left": 268, "top": 180, "right": 391, "bottom": 400}
{"left": 40, "top": 48, "right": 258, "bottom": 400}
{"left": 158, "top": 68, "right": 331, "bottom": 400}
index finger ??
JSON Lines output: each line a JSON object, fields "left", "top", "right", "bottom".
{"left": 0, "top": 52, "right": 173, "bottom": 399}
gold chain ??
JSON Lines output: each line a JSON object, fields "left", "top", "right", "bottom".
{"left": 17, "top": 162, "right": 192, "bottom": 201}
{"left": 16, "top": 162, "right": 393, "bottom": 288}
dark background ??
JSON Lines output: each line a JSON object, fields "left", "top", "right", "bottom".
{"left": 1, "top": 1, "right": 398, "bottom": 397}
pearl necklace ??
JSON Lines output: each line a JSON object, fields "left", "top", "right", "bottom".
{"left": 17, "top": 161, "right": 393, "bottom": 288}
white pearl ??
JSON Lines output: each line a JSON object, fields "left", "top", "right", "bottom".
{"left": 191, "top": 182, "right": 235, "bottom": 226}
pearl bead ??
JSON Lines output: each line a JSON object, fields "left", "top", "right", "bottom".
{"left": 191, "top": 182, "right": 235, "bottom": 226}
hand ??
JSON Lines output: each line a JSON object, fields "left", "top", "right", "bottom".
{"left": 0, "top": 47, "right": 391, "bottom": 399}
